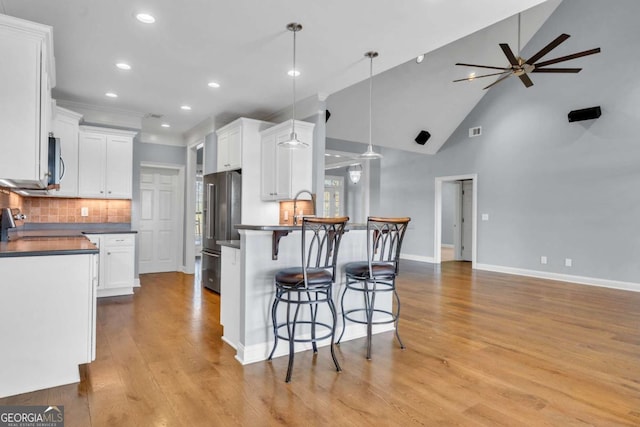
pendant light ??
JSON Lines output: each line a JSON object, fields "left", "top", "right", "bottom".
{"left": 278, "top": 23, "right": 308, "bottom": 149}
{"left": 359, "top": 51, "right": 383, "bottom": 160}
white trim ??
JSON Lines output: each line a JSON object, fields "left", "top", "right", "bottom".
{"left": 138, "top": 162, "right": 185, "bottom": 274}
{"left": 475, "top": 263, "right": 640, "bottom": 293}
{"left": 97, "top": 287, "right": 134, "bottom": 298}
{"left": 134, "top": 278, "right": 141, "bottom": 288}
{"left": 400, "top": 253, "right": 435, "bottom": 264}
{"left": 184, "top": 140, "right": 203, "bottom": 275}
{"left": 441, "top": 243, "right": 454, "bottom": 249}
{"left": 234, "top": 323, "right": 395, "bottom": 365}
{"left": 434, "top": 174, "right": 478, "bottom": 267}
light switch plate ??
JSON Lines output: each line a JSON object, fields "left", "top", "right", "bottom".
{"left": 565, "top": 258, "right": 572, "bottom": 267}
{"left": 81, "top": 207, "right": 89, "bottom": 217}
{"left": 540, "top": 256, "right": 548, "bottom": 265}
{"left": 481, "top": 213, "right": 489, "bottom": 221}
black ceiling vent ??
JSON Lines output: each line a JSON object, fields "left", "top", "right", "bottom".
{"left": 568, "top": 106, "right": 601, "bottom": 122}
{"left": 415, "top": 130, "right": 431, "bottom": 145}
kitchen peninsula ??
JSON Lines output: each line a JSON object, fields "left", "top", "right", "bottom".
{"left": 0, "top": 235, "right": 99, "bottom": 398}
{"left": 219, "top": 223, "right": 395, "bottom": 365}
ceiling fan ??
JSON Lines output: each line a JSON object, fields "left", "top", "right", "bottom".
{"left": 454, "top": 20, "right": 601, "bottom": 90}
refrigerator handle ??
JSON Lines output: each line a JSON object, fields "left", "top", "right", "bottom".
{"left": 206, "top": 183, "right": 215, "bottom": 240}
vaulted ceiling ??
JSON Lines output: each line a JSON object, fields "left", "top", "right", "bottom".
{"left": 1, "top": 0, "right": 554, "bottom": 143}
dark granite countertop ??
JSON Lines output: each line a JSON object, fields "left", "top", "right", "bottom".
{"left": 217, "top": 240, "right": 241, "bottom": 249}
{"left": 0, "top": 236, "right": 99, "bottom": 258}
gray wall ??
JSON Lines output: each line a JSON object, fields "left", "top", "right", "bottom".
{"left": 364, "top": 0, "right": 640, "bottom": 284}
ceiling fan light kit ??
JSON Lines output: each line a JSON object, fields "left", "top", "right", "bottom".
{"left": 454, "top": 14, "right": 601, "bottom": 90}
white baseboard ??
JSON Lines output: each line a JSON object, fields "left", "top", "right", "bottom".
{"left": 441, "top": 244, "right": 454, "bottom": 249}
{"left": 400, "top": 253, "right": 435, "bottom": 264}
{"left": 134, "top": 278, "right": 141, "bottom": 288}
{"left": 97, "top": 287, "right": 134, "bottom": 298}
{"left": 234, "top": 323, "right": 395, "bottom": 365}
{"left": 475, "top": 263, "right": 640, "bottom": 293}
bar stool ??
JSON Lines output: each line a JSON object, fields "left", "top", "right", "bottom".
{"left": 268, "top": 216, "right": 349, "bottom": 382}
{"left": 337, "top": 216, "right": 411, "bottom": 360}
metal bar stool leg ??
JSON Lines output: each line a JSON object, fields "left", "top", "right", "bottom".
{"left": 268, "top": 288, "right": 282, "bottom": 361}
{"left": 336, "top": 282, "right": 349, "bottom": 345}
{"left": 307, "top": 290, "right": 318, "bottom": 354}
{"left": 327, "top": 291, "right": 342, "bottom": 372}
{"left": 393, "top": 287, "right": 405, "bottom": 349}
{"left": 366, "top": 280, "right": 375, "bottom": 360}
{"left": 285, "top": 292, "right": 302, "bottom": 383}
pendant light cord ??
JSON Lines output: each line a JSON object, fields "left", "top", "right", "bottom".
{"left": 291, "top": 26, "right": 297, "bottom": 137}
{"left": 368, "top": 54, "right": 373, "bottom": 150}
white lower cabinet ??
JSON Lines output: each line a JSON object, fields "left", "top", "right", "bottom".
{"left": 86, "top": 233, "right": 136, "bottom": 297}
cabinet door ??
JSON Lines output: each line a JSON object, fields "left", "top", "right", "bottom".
{"left": 106, "top": 136, "right": 133, "bottom": 198}
{"left": 78, "top": 133, "right": 106, "bottom": 197}
{"left": 226, "top": 126, "right": 242, "bottom": 170}
{"left": 273, "top": 131, "right": 292, "bottom": 200}
{"left": 260, "top": 134, "right": 277, "bottom": 200}
{"left": 0, "top": 29, "right": 42, "bottom": 183}
{"left": 53, "top": 115, "right": 79, "bottom": 197}
{"left": 216, "top": 131, "right": 229, "bottom": 171}
{"left": 104, "top": 245, "right": 134, "bottom": 289}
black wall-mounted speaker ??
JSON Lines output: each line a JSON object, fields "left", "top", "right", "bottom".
{"left": 325, "top": 110, "right": 331, "bottom": 122}
{"left": 415, "top": 130, "right": 431, "bottom": 145}
{"left": 568, "top": 106, "right": 601, "bottom": 122}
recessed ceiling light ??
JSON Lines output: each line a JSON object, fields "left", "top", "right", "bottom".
{"left": 287, "top": 69, "right": 300, "bottom": 77}
{"left": 116, "top": 62, "right": 131, "bottom": 70}
{"left": 136, "top": 13, "right": 155, "bottom": 24}
{"left": 208, "top": 81, "right": 220, "bottom": 88}
{"left": 105, "top": 92, "right": 118, "bottom": 98}
{"left": 416, "top": 54, "right": 425, "bottom": 64}
{"left": 161, "top": 123, "right": 170, "bottom": 128}
{"left": 180, "top": 105, "right": 192, "bottom": 111}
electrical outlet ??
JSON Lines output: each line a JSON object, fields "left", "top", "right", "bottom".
{"left": 481, "top": 213, "right": 489, "bottom": 221}
{"left": 565, "top": 258, "right": 572, "bottom": 267}
{"left": 540, "top": 256, "right": 548, "bottom": 265}
{"left": 81, "top": 207, "right": 89, "bottom": 217}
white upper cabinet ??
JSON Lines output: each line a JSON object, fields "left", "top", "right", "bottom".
{"left": 0, "top": 14, "right": 55, "bottom": 187}
{"left": 51, "top": 106, "right": 83, "bottom": 197}
{"left": 78, "top": 126, "right": 137, "bottom": 199}
{"left": 260, "top": 120, "right": 315, "bottom": 201}
{"left": 216, "top": 121, "right": 243, "bottom": 171}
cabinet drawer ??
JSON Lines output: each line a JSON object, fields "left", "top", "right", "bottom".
{"left": 105, "top": 234, "right": 135, "bottom": 247}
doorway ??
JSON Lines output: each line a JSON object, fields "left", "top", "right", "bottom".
{"left": 138, "top": 164, "right": 184, "bottom": 274}
{"left": 434, "top": 174, "right": 477, "bottom": 267}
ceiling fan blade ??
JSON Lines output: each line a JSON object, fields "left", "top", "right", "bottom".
{"left": 531, "top": 67, "right": 582, "bottom": 73}
{"left": 525, "top": 33, "right": 570, "bottom": 65}
{"left": 482, "top": 73, "right": 512, "bottom": 90}
{"left": 534, "top": 48, "right": 601, "bottom": 68}
{"left": 455, "top": 63, "right": 510, "bottom": 71}
{"left": 499, "top": 44, "right": 519, "bottom": 66}
{"left": 519, "top": 73, "right": 534, "bottom": 88}
{"left": 452, "top": 71, "right": 509, "bottom": 82}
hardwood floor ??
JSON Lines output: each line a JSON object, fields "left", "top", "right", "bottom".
{"left": 2, "top": 261, "right": 639, "bottom": 426}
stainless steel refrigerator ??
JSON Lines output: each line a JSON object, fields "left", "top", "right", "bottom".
{"left": 202, "top": 170, "right": 241, "bottom": 293}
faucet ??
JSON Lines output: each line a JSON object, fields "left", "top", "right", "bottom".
{"left": 292, "top": 190, "right": 316, "bottom": 226}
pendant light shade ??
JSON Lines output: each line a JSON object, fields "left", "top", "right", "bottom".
{"left": 358, "top": 51, "right": 383, "bottom": 160}
{"left": 278, "top": 23, "right": 308, "bottom": 149}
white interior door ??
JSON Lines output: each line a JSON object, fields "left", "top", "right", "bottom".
{"left": 139, "top": 167, "right": 179, "bottom": 274}
{"left": 461, "top": 180, "right": 473, "bottom": 261}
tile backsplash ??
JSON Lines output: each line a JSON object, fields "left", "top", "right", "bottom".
{"left": 0, "top": 188, "right": 23, "bottom": 212}
{"left": 22, "top": 198, "right": 131, "bottom": 223}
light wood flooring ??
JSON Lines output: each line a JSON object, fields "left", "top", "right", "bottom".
{"left": 2, "top": 261, "right": 639, "bottom": 426}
